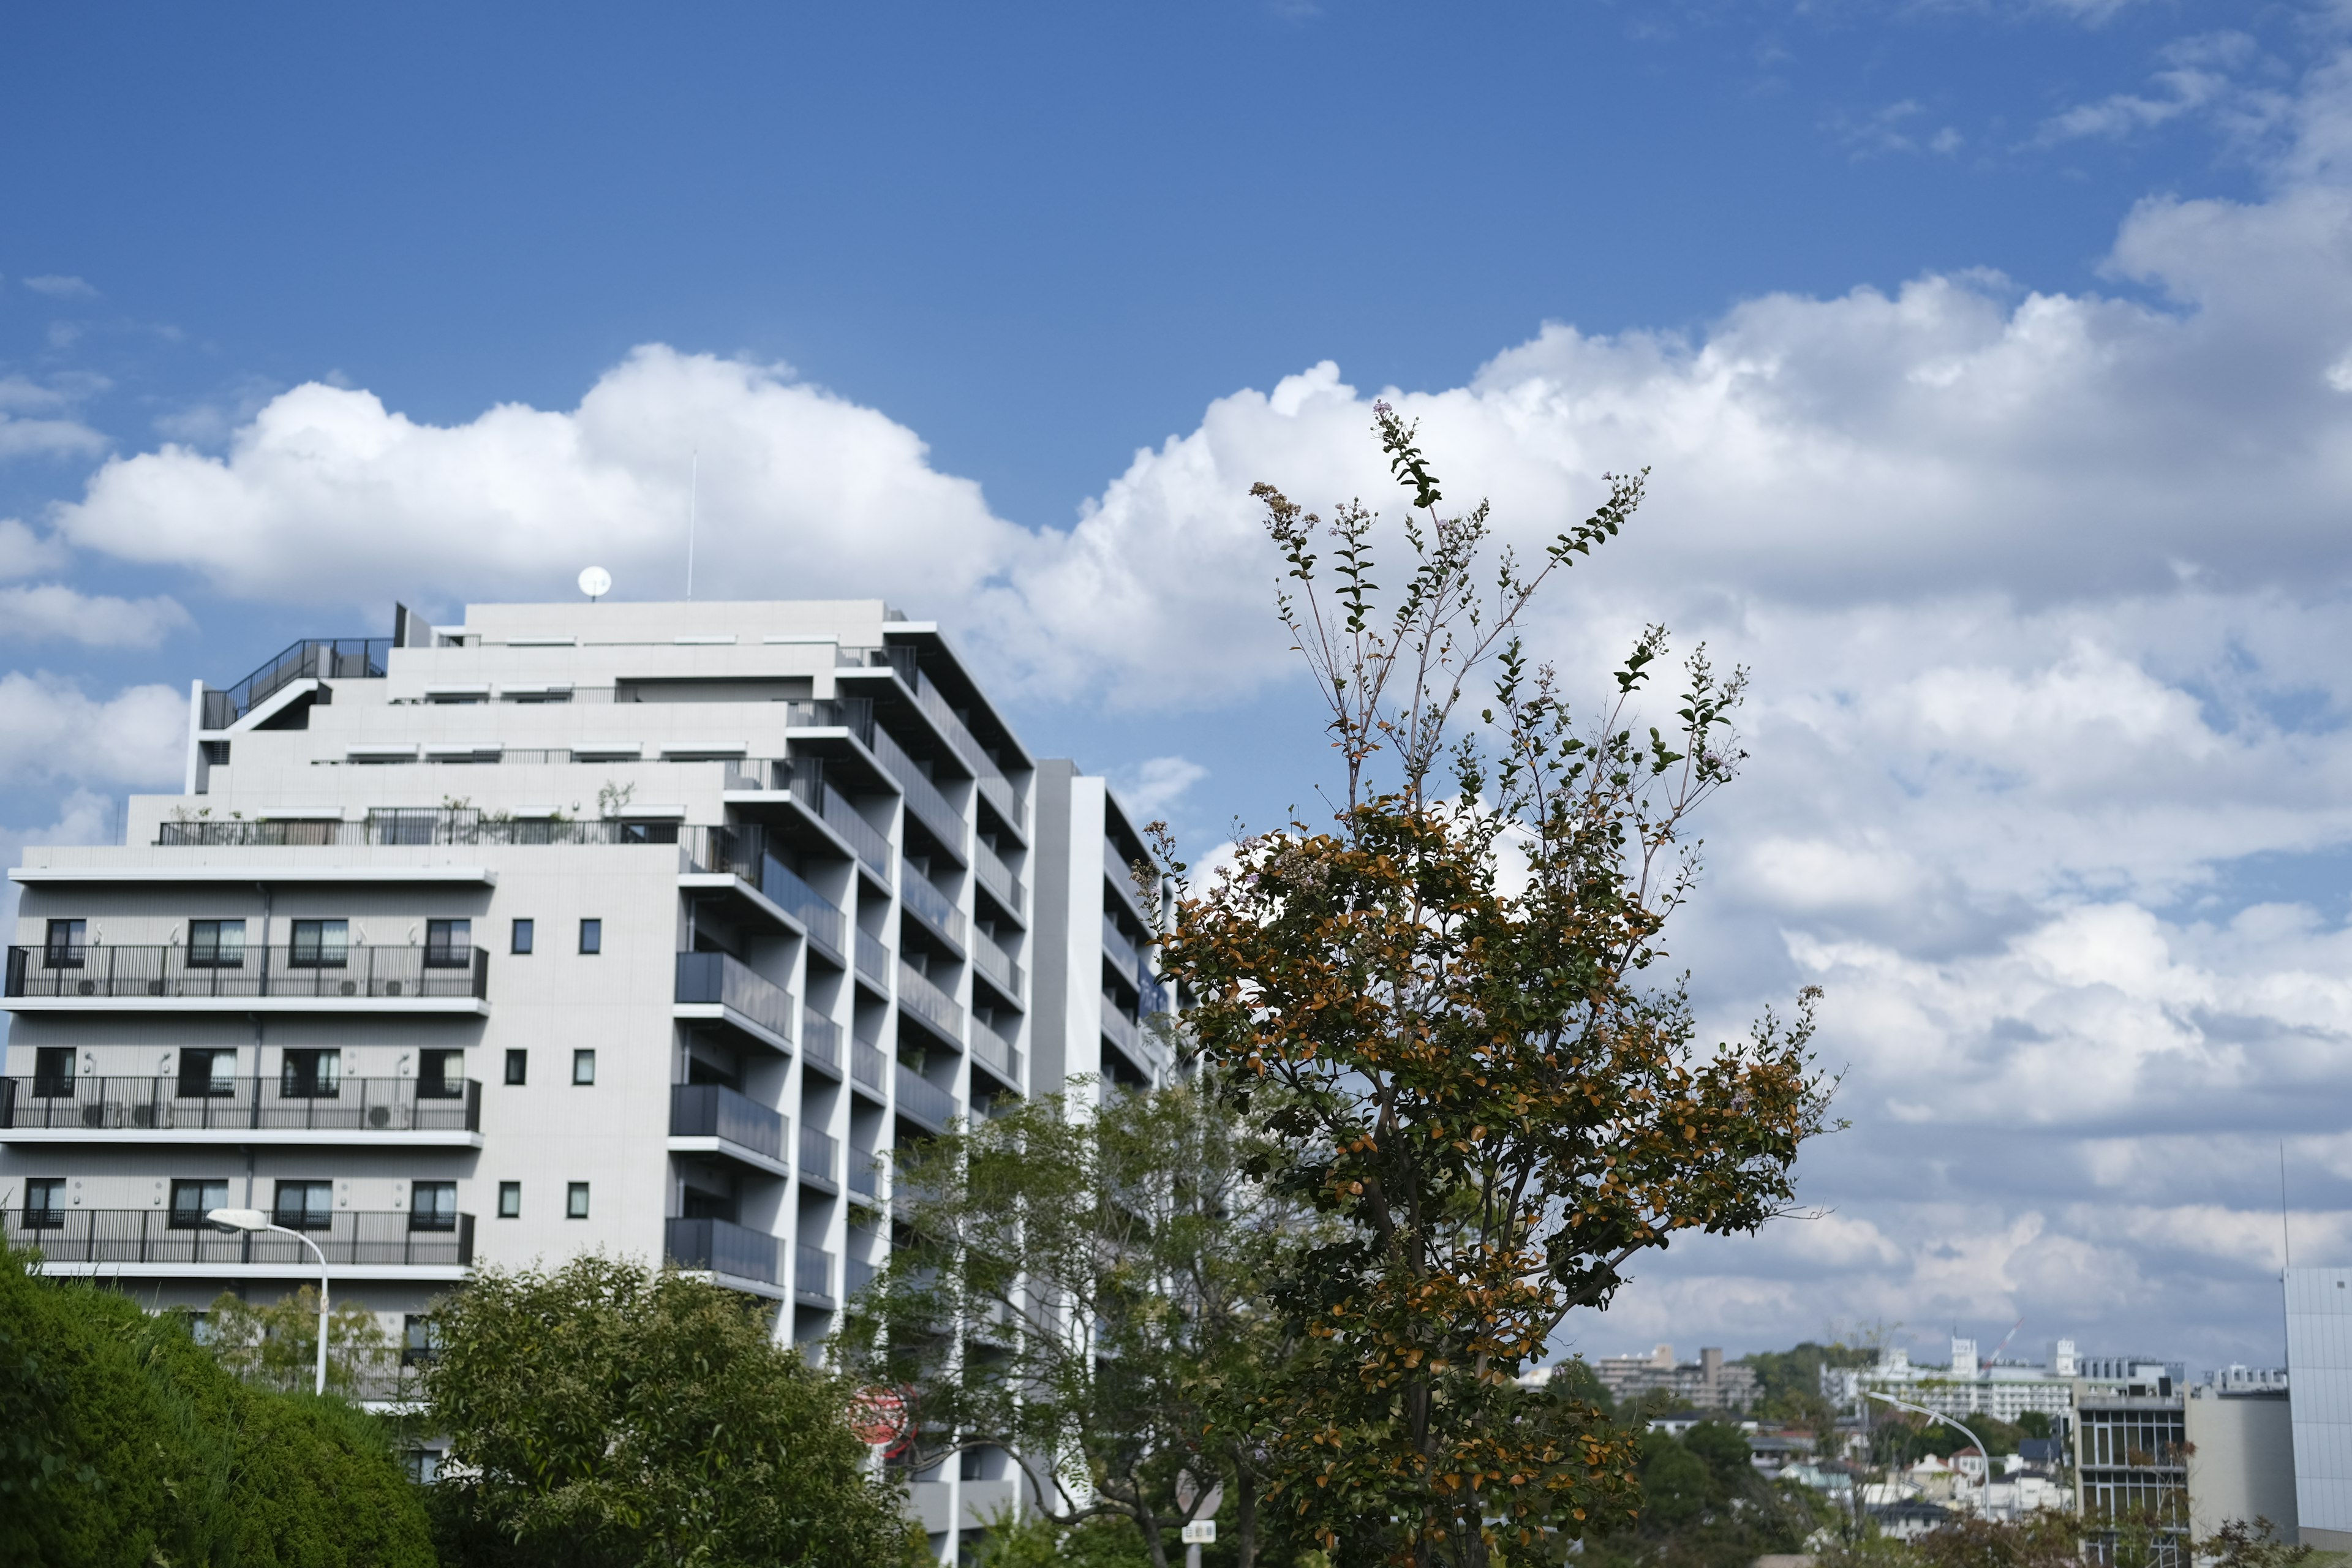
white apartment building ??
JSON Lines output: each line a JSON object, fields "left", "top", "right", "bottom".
{"left": 1, "top": 597, "right": 1172, "bottom": 1557}
{"left": 1844, "top": 1337, "right": 2082, "bottom": 1428}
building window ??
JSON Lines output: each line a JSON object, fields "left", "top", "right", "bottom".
{"left": 418, "top": 1049, "right": 465, "bottom": 1099}
{"left": 272, "top": 1180, "right": 334, "bottom": 1231}
{"left": 566, "top": 1182, "right": 590, "bottom": 1219}
{"left": 402, "top": 1314, "right": 442, "bottom": 1366}
{"left": 424, "top": 919, "right": 472, "bottom": 968}
{"left": 187, "top": 919, "right": 246, "bottom": 968}
{"left": 288, "top": 919, "right": 350, "bottom": 968}
{"left": 42, "top": 918, "right": 86, "bottom": 968}
{"left": 511, "top": 918, "right": 534, "bottom": 954}
{"left": 23, "top": 1178, "right": 65, "bottom": 1230}
{"left": 578, "top": 918, "right": 602, "bottom": 954}
{"left": 169, "top": 1178, "right": 228, "bottom": 1229}
{"left": 497, "top": 1181, "right": 521, "bottom": 1218}
{"left": 409, "top": 1182, "right": 457, "bottom": 1232}
{"left": 405, "top": 1449, "right": 444, "bottom": 1485}
{"left": 572, "top": 1050, "right": 596, "bottom": 1085}
{"left": 503, "top": 1049, "right": 527, "bottom": 1085}
{"left": 31, "top": 1047, "right": 75, "bottom": 1098}
{"left": 176, "top": 1048, "right": 236, "bottom": 1099}
{"left": 279, "top": 1049, "right": 341, "bottom": 1099}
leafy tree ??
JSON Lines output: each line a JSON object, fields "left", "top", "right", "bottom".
{"left": 0, "top": 1243, "right": 432, "bottom": 1567}
{"left": 1741, "top": 1339, "right": 1872, "bottom": 1431}
{"left": 842, "top": 1082, "right": 1300, "bottom": 1568}
{"left": 205, "top": 1284, "right": 399, "bottom": 1396}
{"left": 1545, "top": 1357, "right": 1616, "bottom": 1420}
{"left": 1156, "top": 405, "right": 1836, "bottom": 1566}
{"left": 2207, "top": 1518, "right": 2314, "bottom": 1568}
{"left": 425, "top": 1254, "right": 924, "bottom": 1568}
{"left": 1817, "top": 1512, "right": 2085, "bottom": 1568}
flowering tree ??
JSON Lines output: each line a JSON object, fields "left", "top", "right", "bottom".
{"left": 1155, "top": 405, "right": 1836, "bottom": 1567}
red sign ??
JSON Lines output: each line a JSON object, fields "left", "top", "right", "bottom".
{"left": 850, "top": 1387, "right": 913, "bottom": 1456}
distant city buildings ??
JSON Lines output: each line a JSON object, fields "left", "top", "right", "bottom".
{"left": 1595, "top": 1344, "right": 1757, "bottom": 1411}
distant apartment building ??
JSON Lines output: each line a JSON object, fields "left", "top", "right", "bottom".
{"left": 2286, "top": 1267, "right": 2352, "bottom": 1551}
{"left": 0, "top": 599, "right": 1174, "bottom": 1559}
{"left": 2071, "top": 1357, "right": 2188, "bottom": 1564}
{"left": 1596, "top": 1344, "right": 1757, "bottom": 1411}
{"left": 1842, "top": 1336, "right": 2081, "bottom": 1428}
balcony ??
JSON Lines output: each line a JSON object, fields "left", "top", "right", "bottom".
{"left": 847, "top": 1148, "right": 882, "bottom": 1203}
{"left": 673, "top": 952, "right": 796, "bottom": 1050}
{"left": 1101, "top": 1005, "right": 1167, "bottom": 1076}
{"left": 895, "top": 1063, "right": 959, "bottom": 1134}
{"left": 1102, "top": 916, "right": 1149, "bottom": 995}
{"left": 902, "top": 875, "right": 968, "bottom": 954}
{"left": 4, "top": 945, "right": 489, "bottom": 1014}
{"left": 795, "top": 1243, "right": 835, "bottom": 1306}
{"left": 897, "top": 961, "right": 964, "bottom": 1044}
{"left": 799, "top": 1125, "right": 839, "bottom": 1189}
{"left": 668, "top": 1083, "right": 786, "bottom": 1173}
{"left": 973, "top": 839, "right": 1024, "bottom": 921}
{"left": 871, "top": 727, "right": 967, "bottom": 865}
{"left": 969, "top": 1025, "right": 1023, "bottom": 1090}
{"left": 759, "top": 859, "right": 846, "bottom": 967}
{"left": 781, "top": 696, "right": 877, "bottom": 747}
{"left": 1104, "top": 836, "right": 1158, "bottom": 924}
{"left": 5, "top": 1209, "right": 473, "bottom": 1278}
{"left": 850, "top": 1039, "right": 888, "bottom": 1096}
{"left": 802, "top": 1009, "right": 843, "bottom": 1078}
{"left": 971, "top": 937, "right": 1024, "bottom": 1005}
{"left": 665, "top": 1216, "right": 778, "bottom": 1289}
{"left": 854, "top": 930, "right": 892, "bottom": 992}
{"left": 845, "top": 1254, "right": 880, "bottom": 1297}
{"left": 1, "top": 1076, "right": 481, "bottom": 1146}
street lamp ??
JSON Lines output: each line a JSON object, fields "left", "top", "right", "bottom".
{"left": 208, "top": 1207, "right": 331, "bottom": 1396}
{"left": 1864, "top": 1389, "right": 1997, "bottom": 1518}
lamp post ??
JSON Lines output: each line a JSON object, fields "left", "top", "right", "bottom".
{"left": 1864, "top": 1389, "right": 1996, "bottom": 1519}
{"left": 208, "top": 1207, "right": 330, "bottom": 1396}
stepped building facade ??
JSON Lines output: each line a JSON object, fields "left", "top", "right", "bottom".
{"left": 1, "top": 597, "right": 1171, "bottom": 1553}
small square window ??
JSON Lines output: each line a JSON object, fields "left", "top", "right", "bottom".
{"left": 566, "top": 1182, "right": 590, "bottom": 1219}
{"left": 503, "top": 1049, "right": 528, "bottom": 1085}
{"left": 573, "top": 1049, "right": 596, "bottom": 1085}
{"left": 409, "top": 1181, "right": 457, "bottom": 1232}
{"left": 579, "top": 918, "right": 602, "bottom": 954}
{"left": 511, "top": 918, "right": 534, "bottom": 954}
{"left": 168, "top": 1178, "right": 228, "bottom": 1229}
{"left": 32, "top": 1047, "right": 75, "bottom": 1098}
{"left": 497, "top": 1181, "right": 521, "bottom": 1218}
{"left": 43, "top": 919, "right": 85, "bottom": 968}
{"left": 187, "top": 919, "right": 247, "bottom": 968}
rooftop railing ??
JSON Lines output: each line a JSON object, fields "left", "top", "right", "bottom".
{"left": 669, "top": 1082, "right": 785, "bottom": 1162}
{"left": 201, "top": 637, "right": 391, "bottom": 730}
{"left": 2, "top": 1075, "right": 480, "bottom": 1133}
{"left": 897, "top": 961, "right": 964, "bottom": 1043}
{"left": 673, "top": 952, "right": 796, "bottom": 1045}
{"left": 664, "top": 1216, "right": 777, "bottom": 1286}
{"left": 6, "top": 1208, "right": 473, "bottom": 1268}
{"left": 6, "top": 944, "right": 488, "bottom": 1001}
{"left": 158, "top": 810, "right": 690, "bottom": 848}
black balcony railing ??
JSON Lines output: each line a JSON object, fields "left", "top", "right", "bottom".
{"left": 673, "top": 952, "right": 796, "bottom": 1044}
{"left": 200, "top": 637, "right": 391, "bottom": 729}
{"left": 2, "top": 1076, "right": 480, "bottom": 1133}
{"left": 6, "top": 944, "right": 488, "bottom": 1001}
{"left": 664, "top": 1216, "right": 778, "bottom": 1285}
{"left": 668, "top": 1083, "right": 785, "bottom": 1161}
{"left": 4, "top": 1208, "right": 472, "bottom": 1267}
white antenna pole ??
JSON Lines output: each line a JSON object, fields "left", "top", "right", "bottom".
{"left": 2282, "top": 1142, "right": 2292, "bottom": 1272}
{"left": 687, "top": 448, "right": 698, "bottom": 601}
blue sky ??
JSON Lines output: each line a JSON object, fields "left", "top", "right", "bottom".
{"left": 7, "top": 1, "right": 2352, "bottom": 1371}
